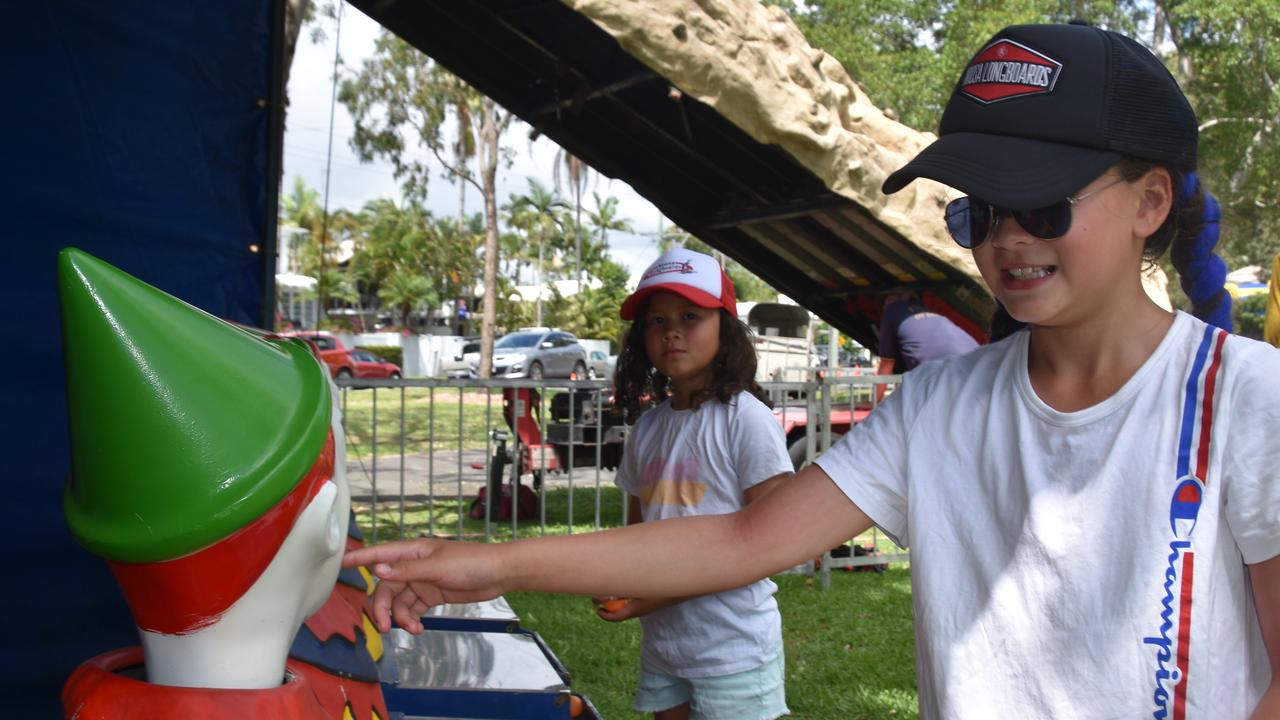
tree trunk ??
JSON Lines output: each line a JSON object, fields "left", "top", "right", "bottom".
{"left": 536, "top": 238, "right": 544, "bottom": 327}
{"left": 283, "top": 0, "right": 310, "bottom": 92}
{"left": 574, "top": 189, "right": 583, "bottom": 289}
{"left": 477, "top": 99, "right": 504, "bottom": 379}
{"left": 458, "top": 177, "right": 467, "bottom": 232}
{"left": 454, "top": 93, "right": 471, "bottom": 232}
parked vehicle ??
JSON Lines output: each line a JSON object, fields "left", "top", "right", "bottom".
{"left": 280, "top": 331, "right": 401, "bottom": 380}
{"left": 586, "top": 350, "right": 615, "bottom": 381}
{"left": 281, "top": 331, "right": 359, "bottom": 379}
{"left": 742, "top": 302, "right": 813, "bottom": 382}
{"left": 481, "top": 329, "right": 588, "bottom": 379}
{"left": 438, "top": 336, "right": 480, "bottom": 378}
{"left": 348, "top": 348, "right": 401, "bottom": 379}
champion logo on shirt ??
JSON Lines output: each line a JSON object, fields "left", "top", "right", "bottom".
{"left": 1142, "top": 325, "right": 1226, "bottom": 720}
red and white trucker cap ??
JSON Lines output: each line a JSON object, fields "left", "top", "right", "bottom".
{"left": 620, "top": 247, "right": 737, "bottom": 320}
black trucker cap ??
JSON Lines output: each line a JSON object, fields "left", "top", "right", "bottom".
{"left": 882, "top": 23, "right": 1198, "bottom": 210}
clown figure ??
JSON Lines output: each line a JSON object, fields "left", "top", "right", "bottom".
{"left": 56, "top": 248, "right": 380, "bottom": 717}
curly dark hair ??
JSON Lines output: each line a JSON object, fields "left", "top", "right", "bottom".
{"left": 612, "top": 306, "right": 771, "bottom": 424}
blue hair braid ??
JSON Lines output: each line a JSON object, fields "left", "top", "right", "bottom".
{"left": 1170, "top": 172, "right": 1232, "bottom": 331}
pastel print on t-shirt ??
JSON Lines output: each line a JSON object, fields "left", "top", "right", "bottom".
{"left": 640, "top": 456, "right": 706, "bottom": 507}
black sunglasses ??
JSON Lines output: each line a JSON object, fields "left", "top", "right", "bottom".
{"left": 944, "top": 177, "right": 1125, "bottom": 249}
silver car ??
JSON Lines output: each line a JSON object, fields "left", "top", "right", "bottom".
{"left": 586, "top": 350, "right": 616, "bottom": 380}
{"left": 483, "top": 329, "right": 588, "bottom": 379}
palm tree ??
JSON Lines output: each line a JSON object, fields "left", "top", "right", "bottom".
{"left": 281, "top": 177, "right": 323, "bottom": 233}
{"left": 422, "top": 214, "right": 482, "bottom": 328}
{"left": 506, "top": 179, "right": 569, "bottom": 326}
{"left": 444, "top": 75, "right": 477, "bottom": 232}
{"left": 378, "top": 269, "right": 435, "bottom": 329}
{"left": 587, "top": 192, "right": 634, "bottom": 261}
{"left": 553, "top": 148, "right": 591, "bottom": 288}
{"left": 281, "top": 177, "right": 360, "bottom": 325}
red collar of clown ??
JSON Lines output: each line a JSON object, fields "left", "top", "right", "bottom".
{"left": 109, "top": 432, "right": 336, "bottom": 635}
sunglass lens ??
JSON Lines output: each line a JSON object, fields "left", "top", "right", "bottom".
{"left": 945, "top": 197, "right": 990, "bottom": 249}
{"left": 1013, "top": 201, "right": 1072, "bottom": 239}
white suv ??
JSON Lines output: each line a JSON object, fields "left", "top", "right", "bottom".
{"left": 439, "top": 337, "right": 479, "bottom": 378}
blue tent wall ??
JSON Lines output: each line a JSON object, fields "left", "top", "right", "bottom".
{"left": 0, "top": 2, "right": 279, "bottom": 711}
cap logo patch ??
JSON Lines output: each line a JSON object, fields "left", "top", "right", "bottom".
{"left": 960, "top": 39, "right": 1062, "bottom": 104}
{"left": 641, "top": 260, "right": 695, "bottom": 282}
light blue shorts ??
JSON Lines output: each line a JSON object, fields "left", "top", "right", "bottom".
{"left": 633, "top": 648, "right": 788, "bottom": 720}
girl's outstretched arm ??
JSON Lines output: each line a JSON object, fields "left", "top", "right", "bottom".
{"left": 345, "top": 464, "right": 873, "bottom": 633}
{"left": 596, "top": 470, "right": 795, "bottom": 622}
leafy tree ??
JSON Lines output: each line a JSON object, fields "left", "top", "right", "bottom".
{"left": 348, "top": 198, "right": 482, "bottom": 330}
{"left": 545, "top": 253, "right": 633, "bottom": 347}
{"left": 280, "top": 176, "right": 325, "bottom": 240}
{"left": 1233, "top": 292, "right": 1268, "bottom": 339}
{"left": 771, "top": 0, "right": 949, "bottom": 130}
{"left": 279, "top": 176, "right": 359, "bottom": 324}
{"left": 780, "top": 0, "right": 1278, "bottom": 282}
{"left": 341, "top": 32, "right": 514, "bottom": 377}
{"left": 553, "top": 148, "right": 592, "bottom": 284}
{"left": 378, "top": 270, "right": 435, "bottom": 328}
{"left": 349, "top": 197, "right": 418, "bottom": 305}
{"left": 586, "top": 192, "right": 635, "bottom": 260}
{"left": 505, "top": 178, "right": 570, "bottom": 326}
{"left": 778, "top": 1, "right": 1145, "bottom": 132}
{"left": 1159, "top": 0, "right": 1280, "bottom": 269}
{"left": 493, "top": 274, "right": 535, "bottom": 332}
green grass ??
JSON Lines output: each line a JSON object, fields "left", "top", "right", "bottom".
{"left": 354, "top": 487, "right": 918, "bottom": 718}
{"left": 339, "top": 386, "right": 588, "bottom": 458}
{"left": 339, "top": 386, "right": 499, "bottom": 457}
{"left": 508, "top": 571, "right": 917, "bottom": 719}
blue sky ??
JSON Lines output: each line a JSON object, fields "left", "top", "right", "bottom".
{"left": 282, "top": 3, "right": 664, "bottom": 281}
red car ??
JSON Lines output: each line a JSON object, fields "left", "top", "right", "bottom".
{"left": 347, "top": 348, "right": 401, "bottom": 379}
{"left": 280, "top": 332, "right": 401, "bottom": 380}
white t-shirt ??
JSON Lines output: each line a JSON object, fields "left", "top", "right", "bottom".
{"left": 816, "top": 312, "right": 1280, "bottom": 719}
{"left": 615, "top": 391, "right": 793, "bottom": 678}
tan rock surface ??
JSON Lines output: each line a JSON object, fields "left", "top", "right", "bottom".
{"left": 565, "top": 0, "right": 1172, "bottom": 307}
{"left": 564, "top": 0, "right": 977, "bottom": 287}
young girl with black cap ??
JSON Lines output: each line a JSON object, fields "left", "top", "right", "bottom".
{"left": 347, "top": 24, "right": 1280, "bottom": 718}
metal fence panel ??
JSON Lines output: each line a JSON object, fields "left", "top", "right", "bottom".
{"left": 337, "top": 374, "right": 909, "bottom": 584}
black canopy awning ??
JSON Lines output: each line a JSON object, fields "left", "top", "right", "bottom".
{"left": 350, "top": 0, "right": 993, "bottom": 348}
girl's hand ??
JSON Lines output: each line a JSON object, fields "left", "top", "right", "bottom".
{"left": 592, "top": 596, "right": 672, "bottom": 621}
{"left": 343, "top": 539, "right": 509, "bottom": 634}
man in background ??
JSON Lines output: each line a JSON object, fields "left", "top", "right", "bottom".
{"left": 877, "top": 289, "right": 979, "bottom": 373}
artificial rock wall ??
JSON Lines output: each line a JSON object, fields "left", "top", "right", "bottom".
{"left": 565, "top": 0, "right": 1172, "bottom": 306}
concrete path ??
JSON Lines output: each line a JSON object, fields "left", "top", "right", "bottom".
{"left": 344, "top": 448, "right": 618, "bottom": 504}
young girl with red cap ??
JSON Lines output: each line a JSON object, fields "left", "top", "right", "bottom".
{"left": 597, "top": 247, "right": 792, "bottom": 719}
{"left": 348, "top": 23, "right": 1280, "bottom": 719}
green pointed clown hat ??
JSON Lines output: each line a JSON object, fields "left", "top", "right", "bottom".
{"left": 58, "top": 248, "right": 332, "bottom": 567}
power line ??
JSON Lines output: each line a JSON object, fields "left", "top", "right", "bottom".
{"left": 317, "top": 0, "right": 345, "bottom": 329}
